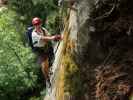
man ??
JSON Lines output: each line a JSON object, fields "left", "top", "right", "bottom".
{"left": 31, "top": 17, "right": 62, "bottom": 87}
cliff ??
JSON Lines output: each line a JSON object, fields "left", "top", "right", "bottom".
{"left": 44, "top": 0, "right": 133, "bottom": 100}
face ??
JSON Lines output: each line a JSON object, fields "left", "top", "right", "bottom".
{"left": 34, "top": 23, "right": 41, "bottom": 29}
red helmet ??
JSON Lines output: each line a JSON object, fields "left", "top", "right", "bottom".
{"left": 32, "top": 17, "right": 41, "bottom": 25}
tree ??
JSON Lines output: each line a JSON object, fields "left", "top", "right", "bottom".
{"left": 0, "top": 9, "right": 40, "bottom": 100}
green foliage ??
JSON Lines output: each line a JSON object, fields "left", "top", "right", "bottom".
{"left": 8, "top": 0, "right": 62, "bottom": 42}
{"left": 46, "top": 12, "right": 63, "bottom": 35}
{"left": 0, "top": 9, "right": 40, "bottom": 100}
{"left": 29, "top": 89, "right": 46, "bottom": 100}
{"left": 0, "top": 0, "right": 64, "bottom": 99}
{"left": 63, "top": 54, "right": 83, "bottom": 97}
{"left": 8, "top": 0, "right": 59, "bottom": 25}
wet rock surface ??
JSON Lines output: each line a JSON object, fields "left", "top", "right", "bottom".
{"left": 44, "top": 0, "right": 133, "bottom": 100}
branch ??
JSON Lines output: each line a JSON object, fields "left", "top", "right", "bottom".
{"left": 93, "top": 1, "right": 117, "bottom": 21}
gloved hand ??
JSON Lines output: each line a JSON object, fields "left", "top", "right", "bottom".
{"left": 53, "top": 35, "right": 63, "bottom": 41}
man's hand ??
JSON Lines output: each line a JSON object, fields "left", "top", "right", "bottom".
{"left": 53, "top": 35, "right": 63, "bottom": 41}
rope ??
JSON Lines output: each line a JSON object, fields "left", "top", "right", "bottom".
{"left": 53, "top": 4, "right": 66, "bottom": 54}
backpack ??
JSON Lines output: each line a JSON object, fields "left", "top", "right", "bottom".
{"left": 25, "top": 26, "right": 34, "bottom": 50}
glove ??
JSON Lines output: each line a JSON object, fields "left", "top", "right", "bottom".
{"left": 54, "top": 35, "right": 62, "bottom": 41}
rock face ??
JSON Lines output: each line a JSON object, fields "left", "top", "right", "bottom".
{"left": 44, "top": 0, "right": 133, "bottom": 100}
{"left": 44, "top": 35, "right": 65, "bottom": 100}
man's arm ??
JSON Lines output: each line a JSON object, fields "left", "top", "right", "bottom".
{"left": 40, "top": 35, "right": 62, "bottom": 42}
{"left": 40, "top": 35, "right": 55, "bottom": 41}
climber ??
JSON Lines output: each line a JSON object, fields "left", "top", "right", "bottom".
{"left": 31, "top": 17, "right": 62, "bottom": 87}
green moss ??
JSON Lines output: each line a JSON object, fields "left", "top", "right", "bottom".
{"left": 63, "top": 54, "right": 83, "bottom": 97}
